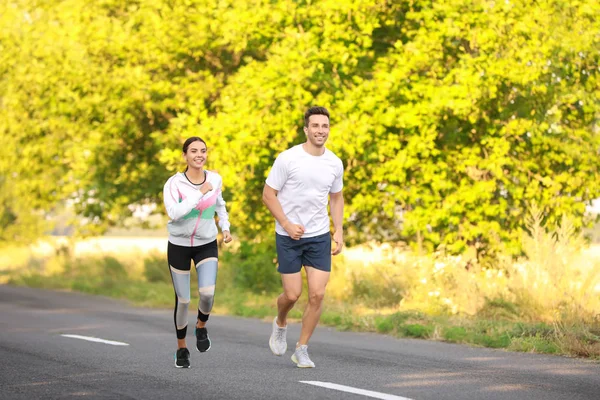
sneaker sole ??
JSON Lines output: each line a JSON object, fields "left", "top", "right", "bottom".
{"left": 174, "top": 357, "right": 190, "bottom": 368}
{"left": 291, "top": 353, "right": 315, "bottom": 368}
{"left": 174, "top": 352, "right": 191, "bottom": 368}
{"left": 196, "top": 343, "right": 211, "bottom": 353}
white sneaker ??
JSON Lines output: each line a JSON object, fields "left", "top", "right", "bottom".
{"left": 269, "top": 317, "right": 287, "bottom": 356}
{"left": 291, "top": 344, "right": 315, "bottom": 368}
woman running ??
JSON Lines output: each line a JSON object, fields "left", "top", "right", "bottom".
{"left": 163, "top": 136, "right": 232, "bottom": 368}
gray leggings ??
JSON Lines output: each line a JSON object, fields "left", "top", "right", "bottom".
{"left": 167, "top": 241, "right": 218, "bottom": 339}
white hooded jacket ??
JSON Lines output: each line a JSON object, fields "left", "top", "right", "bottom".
{"left": 163, "top": 171, "right": 230, "bottom": 247}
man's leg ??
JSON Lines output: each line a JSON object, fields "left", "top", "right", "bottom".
{"left": 270, "top": 233, "right": 303, "bottom": 356}
{"left": 269, "top": 272, "right": 302, "bottom": 356}
{"left": 274, "top": 232, "right": 303, "bottom": 327}
{"left": 277, "top": 272, "right": 302, "bottom": 327}
{"left": 298, "top": 266, "right": 330, "bottom": 346}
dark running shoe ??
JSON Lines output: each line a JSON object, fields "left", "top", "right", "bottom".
{"left": 174, "top": 348, "right": 190, "bottom": 368}
{"left": 195, "top": 327, "right": 211, "bottom": 352}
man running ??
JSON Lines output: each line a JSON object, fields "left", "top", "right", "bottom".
{"left": 263, "top": 106, "right": 344, "bottom": 368}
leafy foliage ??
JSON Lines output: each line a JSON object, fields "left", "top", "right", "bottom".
{"left": 1, "top": 0, "right": 599, "bottom": 256}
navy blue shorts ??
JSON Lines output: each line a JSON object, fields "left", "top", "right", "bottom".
{"left": 276, "top": 232, "right": 331, "bottom": 274}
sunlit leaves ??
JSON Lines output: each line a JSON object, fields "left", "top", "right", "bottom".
{"left": 1, "top": 0, "right": 598, "bottom": 256}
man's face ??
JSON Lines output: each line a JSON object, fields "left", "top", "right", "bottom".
{"left": 304, "top": 114, "right": 330, "bottom": 147}
{"left": 183, "top": 140, "right": 207, "bottom": 169}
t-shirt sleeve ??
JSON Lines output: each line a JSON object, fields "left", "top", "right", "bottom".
{"left": 265, "top": 153, "right": 288, "bottom": 191}
{"left": 330, "top": 159, "right": 344, "bottom": 193}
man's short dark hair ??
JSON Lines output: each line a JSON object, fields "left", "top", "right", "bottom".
{"left": 304, "top": 106, "right": 330, "bottom": 127}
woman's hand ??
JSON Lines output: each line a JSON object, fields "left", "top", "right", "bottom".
{"left": 199, "top": 182, "right": 213, "bottom": 194}
{"left": 222, "top": 230, "right": 233, "bottom": 243}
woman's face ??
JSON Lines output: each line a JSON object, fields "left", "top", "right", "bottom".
{"left": 183, "top": 140, "right": 207, "bottom": 169}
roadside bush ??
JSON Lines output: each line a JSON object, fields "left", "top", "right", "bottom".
{"left": 144, "top": 252, "right": 170, "bottom": 283}
{"left": 221, "top": 240, "right": 280, "bottom": 294}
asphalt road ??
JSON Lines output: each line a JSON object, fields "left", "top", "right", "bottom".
{"left": 0, "top": 285, "right": 598, "bottom": 400}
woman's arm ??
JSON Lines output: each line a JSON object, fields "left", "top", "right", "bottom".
{"left": 163, "top": 178, "right": 204, "bottom": 221}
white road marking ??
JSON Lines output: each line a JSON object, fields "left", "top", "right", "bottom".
{"left": 61, "top": 334, "right": 129, "bottom": 346}
{"left": 300, "top": 381, "right": 413, "bottom": 400}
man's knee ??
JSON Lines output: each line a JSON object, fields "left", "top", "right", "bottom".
{"left": 308, "top": 291, "right": 325, "bottom": 305}
{"left": 283, "top": 290, "right": 301, "bottom": 303}
{"left": 281, "top": 272, "right": 303, "bottom": 303}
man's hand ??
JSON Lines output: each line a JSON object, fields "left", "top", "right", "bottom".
{"left": 283, "top": 221, "right": 305, "bottom": 240}
{"left": 222, "top": 230, "right": 233, "bottom": 243}
{"left": 332, "top": 230, "right": 344, "bottom": 255}
{"left": 199, "top": 182, "right": 213, "bottom": 194}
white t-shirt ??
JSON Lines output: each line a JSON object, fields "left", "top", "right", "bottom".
{"left": 266, "top": 144, "right": 344, "bottom": 238}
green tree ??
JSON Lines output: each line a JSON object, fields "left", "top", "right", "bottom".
{"left": 334, "top": 0, "right": 600, "bottom": 255}
{"left": 1, "top": 0, "right": 598, "bottom": 259}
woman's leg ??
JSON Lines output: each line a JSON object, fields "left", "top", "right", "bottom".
{"left": 192, "top": 240, "right": 218, "bottom": 352}
{"left": 167, "top": 242, "right": 193, "bottom": 349}
{"left": 196, "top": 257, "right": 218, "bottom": 326}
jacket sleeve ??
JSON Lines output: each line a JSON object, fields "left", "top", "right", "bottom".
{"left": 215, "top": 185, "right": 231, "bottom": 232}
{"left": 163, "top": 177, "right": 203, "bottom": 221}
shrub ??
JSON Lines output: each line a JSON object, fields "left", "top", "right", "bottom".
{"left": 144, "top": 252, "right": 170, "bottom": 283}
{"left": 221, "top": 240, "right": 280, "bottom": 294}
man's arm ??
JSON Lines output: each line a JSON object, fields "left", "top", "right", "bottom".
{"left": 329, "top": 190, "right": 344, "bottom": 255}
{"left": 262, "top": 184, "right": 304, "bottom": 240}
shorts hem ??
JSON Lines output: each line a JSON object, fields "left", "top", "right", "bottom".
{"left": 277, "top": 264, "right": 331, "bottom": 274}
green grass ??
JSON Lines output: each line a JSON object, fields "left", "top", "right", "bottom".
{"left": 8, "top": 271, "right": 599, "bottom": 360}
{"left": 10, "top": 273, "right": 176, "bottom": 307}
{"left": 4, "top": 251, "right": 600, "bottom": 361}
